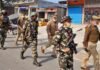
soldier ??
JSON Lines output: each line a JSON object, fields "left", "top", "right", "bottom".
{"left": 81, "top": 16, "right": 100, "bottom": 70}
{"left": 0, "top": 10, "right": 10, "bottom": 50}
{"left": 20, "top": 13, "right": 41, "bottom": 67}
{"left": 15, "top": 14, "right": 25, "bottom": 45}
{"left": 52, "top": 16, "right": 75, "bottom": 70}
{"left": 41, "top": 15, "right": 58, "bottom": 57}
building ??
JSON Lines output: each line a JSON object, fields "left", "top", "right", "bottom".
{"left": 14, "top": 0, "right": 37, "bottom": 17}
{"left": 13, "top": 0, "right": 66, "bottom": 21}
{"left": 84, "top": 0, "right": 100, "bottom": 22}
{"left": 66, "top": 0, "right": 100, "bottom": 24}
{"left": 67, "top": 0, "right": 84, "bottom": 24}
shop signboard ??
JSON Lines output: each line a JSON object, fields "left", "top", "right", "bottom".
{"left": 68, "top": 0, "right": 84, "bottom": 5}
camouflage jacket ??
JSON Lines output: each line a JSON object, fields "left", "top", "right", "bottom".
{"left": 30, "top": 20, "right": 38, "bottom": 35}
{"left": 0, "top": 16, "right": 10, "bottom": 31}
{"left": 23, "top": 19, "right": 38, "bottom": 40}
{"left": 52, "top": 26, "right": 73, "bottom": 49}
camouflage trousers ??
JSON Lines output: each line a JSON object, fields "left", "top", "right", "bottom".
{"left": 16, "top": 31, "right": 24, "bottom": 45}
{"left": 58, "top": 52, "right": 73, "bottom": 70}
{"left": 22, "top": 38, "right": 38, "bottom": 59}
{"left": 0, "top": 29, "right": 7, "bottom": 48}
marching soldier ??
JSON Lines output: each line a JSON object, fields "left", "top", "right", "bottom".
{"left": 15, "top": 14, "right": 25, "bottom": 45}
{"left": 0, "top": 10, "right": 10, "bottom": 50}
{"left": 20, "top": 13, "right": 41, "bottom": 67}
{"left": 52, "top": 16, "right": 76, "bottom": 70}
{"left": 81, "top": 16, "right": 100, "bottom": 70}
{"left": 41, "top": 15, "right": 58, "bottom": 57}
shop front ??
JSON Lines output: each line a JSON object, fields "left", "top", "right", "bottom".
{"left": 68, "top": 0, "right": 84, "bottom": 24}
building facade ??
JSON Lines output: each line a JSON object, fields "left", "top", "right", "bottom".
{"left": 67, "top": 0, "right": 84, "bottom": 24}
{"left": 13, "top": 0, "right": 66, "bottom": 21}
{"left": 84, "top": 0, "right": 100, "bottom": 22}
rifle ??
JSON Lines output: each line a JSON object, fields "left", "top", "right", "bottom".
{"left": 56, "top": 28, "right": 82, "bottom": 54}
{"left": 66, "top": 33, "right": 77, "bottom": 54}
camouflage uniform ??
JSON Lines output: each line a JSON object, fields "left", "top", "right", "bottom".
{"left": 0, "top": 13, "right": 10, "bottom": 49}
{"left": 52, "top": 26, "right": 74, "bottom": 70}
{"left": 16, "top": 16, "right": 25, "bottom": 45}
{"left": 21, "top": 18, "right": 41, "bottom": 66}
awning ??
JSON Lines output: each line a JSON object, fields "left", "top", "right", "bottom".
{"left": 30, "top": 5, "right": 38, "bottom": 8}
{"left": 30, "top": 0, "right": 66, "bottom": 8}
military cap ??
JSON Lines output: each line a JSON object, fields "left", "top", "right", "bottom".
{"left": 61, "top": 16, "right": 72, "bottom": 23}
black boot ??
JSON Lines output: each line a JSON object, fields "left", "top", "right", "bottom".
{"left": 21, "top": 51, "right": 25, "bottom": 59}
{"left": 1, "top": 47, "right": 6, "bottom": 50}
{"left": 1, "top": 37, "right": 6, "bottom": 50}
{"left": 1, "top": 45, "right": 6, "bottom": 50}
{"left": 33, "top": 58, "right": 42, "bottom": 67}
{"left": 51, "top": 54, "right": 57, "bottom": 58}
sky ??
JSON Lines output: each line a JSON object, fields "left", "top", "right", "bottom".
{"left": 46, "top": 0, "right": 60, "bottom": 3}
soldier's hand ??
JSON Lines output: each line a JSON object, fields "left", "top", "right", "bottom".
{"left": 61, "top": 48, "right": 70, "bottom": 53}
{"left": 83, "top": 41, "right": 88, "bottom": 48}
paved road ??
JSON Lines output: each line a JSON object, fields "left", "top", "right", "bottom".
{"left": 0, "top": 26, "right": 100, "bottom": 70}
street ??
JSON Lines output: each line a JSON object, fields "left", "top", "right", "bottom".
{"left": 0, "top": 26, "right": 100, "bottom": 70}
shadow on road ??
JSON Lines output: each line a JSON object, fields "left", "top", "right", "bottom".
{"left": 88, "top": 65, "right": 94, "bottom": 69}
{"left": 5, "top": 46, "right": 22, "bottom": 49}
{"left": 39, "top": 56, "right": 56, "bottom": 64}
{"left": 23, "top": 55, "right": 56, "bottom": 64}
